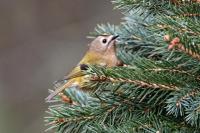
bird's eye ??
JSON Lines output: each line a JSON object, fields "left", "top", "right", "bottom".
{"left": 102, "top": 39, "right": 107, "bottom": 44}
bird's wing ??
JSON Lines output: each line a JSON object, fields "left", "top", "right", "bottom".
{"left": 64, "top": 51, "right": 99, "bottom": 80}
{"left": 46, "top": 52, "right": 103, "bottom": 101}
{"left": 46, "top": 65, "right": 86, "bottom": 101}
{"left": 64, "top": 65, "right": 86, "bottom": 80}
{"left": 45, "top": 79, "right": 76, "bottom": 101}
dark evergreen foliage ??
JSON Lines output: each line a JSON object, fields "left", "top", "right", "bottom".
{"left": 45, "top": 0, "right": 200, "bottom": 132}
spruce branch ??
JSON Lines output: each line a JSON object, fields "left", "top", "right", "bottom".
{"left": 176, "top": 89, "right": 200, "bottom": 107}
{"left": 165, "top": 36, "right": 200, "bottom": 60}
{"left": 90, "top": 74, "right": 179, "bottom": 91}
{"left": 45, "top": 0, "right": 200, "bottom": 132}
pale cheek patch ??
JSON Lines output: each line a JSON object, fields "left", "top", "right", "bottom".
{"left": 72, "top": 82, "right": 79, "bottom": 86}
{"left": 99, "top": 62, "right": 107, "bottom": 66}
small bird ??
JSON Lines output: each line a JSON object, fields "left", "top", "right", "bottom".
{"left": 46, "top": 35, "right": 123, "bottom": 101}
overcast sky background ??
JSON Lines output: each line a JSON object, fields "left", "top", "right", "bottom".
{"left": 0, "top": 0, "right": 121, "bottom": 133}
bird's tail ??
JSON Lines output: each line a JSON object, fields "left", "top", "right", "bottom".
{"left": 45, "top": 80, "right": 75, "bottom": 102}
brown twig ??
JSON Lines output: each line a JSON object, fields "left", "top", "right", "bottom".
{"left": 90, "top": 75, "right": 179, "bottom": 91}
{"left": 158, "top": 24, "right": 200, "bottom": 36}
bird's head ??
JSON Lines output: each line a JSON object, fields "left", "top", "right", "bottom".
{"left": 89, "top": 35, "right": 119, "bottom": 53}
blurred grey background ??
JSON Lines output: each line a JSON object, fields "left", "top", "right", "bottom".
{"left": 0, "top": 0, "right": 121, "bottom": 133}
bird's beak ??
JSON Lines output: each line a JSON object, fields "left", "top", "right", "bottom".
{"left": 107, "top": 35, "right": 119, "bottom": 47}
{"left": 111, "top": 35, "right": 119, "bottom": 41}
{"left": 107, "top": 35, "right": 119, "bottom": 49}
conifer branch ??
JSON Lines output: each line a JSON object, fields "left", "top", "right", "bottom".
{"left": 147, "top": 68, "right": 200, "bottom": 81}
{"left": 90, "top": 75, "right": 179, "bottom": 91}
{"left": 169, "top": 42, "right": 200, "bottom": 61}
{"left": 176, "top": 89, "right": 200, "bottom": 107}
{"left": 157, "top": 24, "right": 200, "bottom": 36}
{"left": 45, "top": 0, "right": 200, "bottom": 132}
{"left": 50, "top": 116, "right": 96, "bottom": 125}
